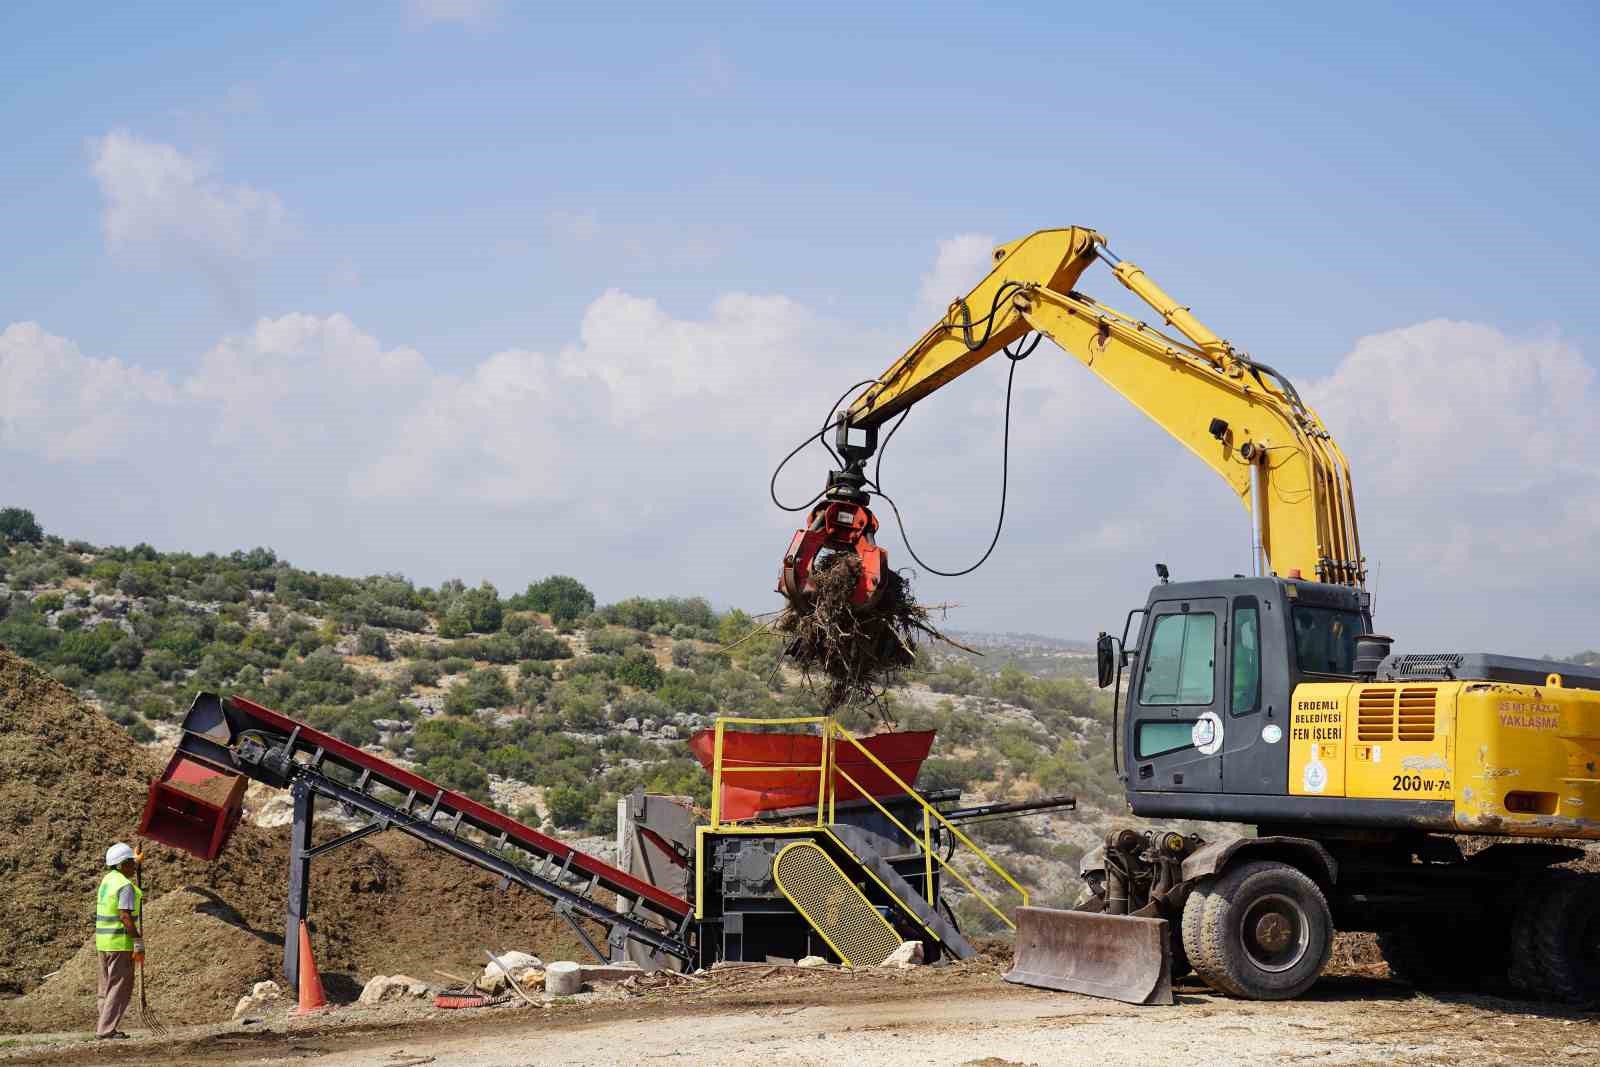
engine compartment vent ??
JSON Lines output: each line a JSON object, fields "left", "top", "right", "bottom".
{"left": 1354, "top": 686, "right": 1437, "bottom": 742}
{"left": 1357, "top": 689, "right": 1394, "bottom": 741}
{"left": 1396, "top": 687, "right": 1437, "bottom": 741}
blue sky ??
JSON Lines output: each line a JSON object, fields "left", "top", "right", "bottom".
{"left": 3, "top": 1, "right": 1598, "bottom": 651}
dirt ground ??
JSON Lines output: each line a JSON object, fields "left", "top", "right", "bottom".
{"left": 0, "top": 959, "right": 1595, "bottom": 1067}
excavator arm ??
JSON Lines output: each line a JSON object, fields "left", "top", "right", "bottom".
{"left": 787, "top": 227, "right": 1363, "bottom": 593}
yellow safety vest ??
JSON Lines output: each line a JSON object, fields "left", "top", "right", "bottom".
{"left": 94, "top": 870, "right": 141, "bottom": 953}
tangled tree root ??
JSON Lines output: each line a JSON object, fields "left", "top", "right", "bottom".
{"left": 775, "top": 553, "right": 962, "bottom": 712}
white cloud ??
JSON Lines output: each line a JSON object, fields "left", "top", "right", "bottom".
{"left": 916, "top": 233, "right": 996, "bottom": 322}
{"left": 0, "top": 322, "right": 177, "bottom": 462}
{"left": 89, "top": 131, "right": 286, "bottom": 266}
{"left": 1309, "top": 319, "right": 1600, "bottom": 594}
{"left": 3, "top": 248, "right": 1595, "bottom": 653}
{"left": 408, "top": 0, "right": 503, "bottom": 27}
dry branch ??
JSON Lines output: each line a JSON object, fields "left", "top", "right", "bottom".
{"left": 775, "top": 554, "right": 964, "bottom": 714}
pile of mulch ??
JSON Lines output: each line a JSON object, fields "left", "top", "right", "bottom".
{"left": 1326, "top": 932, "right": 1389, "bottom": 978}
{"left": 775, "top": 554, "right": 961, "bottom": 710}
{"left": 17, "top": 888, "right": 279, "bottom": 1026}
{"left": 0, "top": 645, "right": 602, "bottom": 1033}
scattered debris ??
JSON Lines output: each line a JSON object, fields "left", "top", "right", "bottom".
{"left": 882, "top": 941, "right": 924, "bottom": 969}
{"left": 798, "top": 955, "right": 832, "bottom": 968}
{"left": 433, "top": 989, "right": 509, "bottom": 1010}
{"left": 579, "top": 962, "right": 643, "bottom": 985}
{"left": 477, "top": 950, "right": 543, "bottom": 993}
{"left": 232, "top": 980, "right": 283, "bottom": 1020}
{"left": 358, "top": 974, "right": 431, "bottom": 1005}
{"left": 483, "top": 949, "right": 543, "bottom": 1008}
{"left": 489, "top": 950, "right": 543, "bottom": 971}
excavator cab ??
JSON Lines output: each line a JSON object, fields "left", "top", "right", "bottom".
{"left": 1008, "top": 574, "right": 1372, "bottom": 1003}
{"left": 1111, "top": 575, "right": 1369, "bottom": 814}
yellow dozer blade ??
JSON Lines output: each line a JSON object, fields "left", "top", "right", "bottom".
{"left": 1002, "top": 906, "right": 1173, "bottom": 1005}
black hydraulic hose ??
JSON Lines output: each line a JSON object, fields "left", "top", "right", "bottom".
{"left": 870, "top": 333, "right": 1038, "bottom": 577}
{"left": 770, "top": 378, "right": 883, "bottom": 512}
{"left": 769, "top": 419, "right": 843, "bottom": 512}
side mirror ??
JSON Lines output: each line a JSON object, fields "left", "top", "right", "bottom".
{"left": 1096, "top": 632, "right": 1117, "bottom": 689}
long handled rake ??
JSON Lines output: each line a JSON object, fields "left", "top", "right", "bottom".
{"left": 134, "top": 847, "right": 170, "bottom": 1037}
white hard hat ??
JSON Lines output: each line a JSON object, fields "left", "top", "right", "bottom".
{"left": 106, "top": 843, "right": 135, "bottom": 867}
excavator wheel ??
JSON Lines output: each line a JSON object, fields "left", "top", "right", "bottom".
{"left": 1509, "top": 870, "right": 1600, "bottom": 1004}
{"left": 1378, "top": 924, "right": 1511, "bottom": 992}
{"left": 1168, "top": 921, "right": 1192, "bottom": 981}
{"left": 1180, "top": 881, "right": 1212, "bottom": 984}
{"left": 1185, "top": 860, "right": 1333, "bottom": 1000}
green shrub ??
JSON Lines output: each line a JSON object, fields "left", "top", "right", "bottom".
{"left": 143, "top": 649, "right": 181, "bottom": 680}
{"left": 407, "top": 660, "right": 443, "bottom": 687}
{"left": 421, "top": 755, "right": 489, "bottom": 799}
{"left": 589, "top": 627, "right": 646, "bottom": 654}
{"left": 445, "top": 667, "right": 513, "bottom": 715}
{"left": 438, "top": 582, "right": 503, "bottom": 636}
{"left": 357, "top": 627, "right": 393, "bottom": 660}
{"left": 509, "top": 576, "right": 594, "bottom": 625}
{"left": 56, "top": 623, "right": 142, "bottom": 674}
{"left": 50, "top": 664, "right": 87, "bottom": 688}
{"left": 515, "top": 671, "right": 550, "bottom": 708}
{"left": 518, "top": 630, "right": 571, "bottom": 660}
{"left": 545, "top": 783, "right": 597, "bottom": 829}
{"left": 0, "top": 507, "right": 43, "bottom": 544}
{"left": 559, "top": 693, "right": 606, "bottom": 730}
{"left": 614, "top": 691, "right": 666, "bottom": 723}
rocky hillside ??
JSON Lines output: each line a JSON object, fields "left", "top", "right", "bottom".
{"left": 0, "top": 507, "right": 1131, "bottom": 910}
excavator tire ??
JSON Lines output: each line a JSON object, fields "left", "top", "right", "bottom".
{"left": 1378, "top": 928, "right": 1502, "bottom": 991}
{"left": 1179, "top": 882, "right": 1214, "bottom": 984}
{"left": 1509, "top": 870, "right": 1600, "bottom": 1004}
{"left": 1168, "top": 920, "right": 1192, "bottom": 981}
{"left": 1187, "top": 860, "right": 1333, "bottom": 1000}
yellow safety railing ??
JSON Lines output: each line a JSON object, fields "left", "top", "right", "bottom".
{"left": 708, "top": 716, "right": 831, "bottom": 828}
{"left": 705, "top": 715, "right": 1028, "bottom": 931}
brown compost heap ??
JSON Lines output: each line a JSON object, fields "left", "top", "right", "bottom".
{"left": 0, "top": 645, "right": 599, "bottom": 1032}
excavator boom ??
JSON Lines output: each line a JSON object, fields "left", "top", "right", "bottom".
{"left": 775, "top": 227, "right": 1369, "bottom": 1003}
{"left": 844, "top": 227, "right": 1364, "bottom": 586}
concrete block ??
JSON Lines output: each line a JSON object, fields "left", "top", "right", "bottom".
{"left": 545, "top": 960, "right": 582, "bottom": 996}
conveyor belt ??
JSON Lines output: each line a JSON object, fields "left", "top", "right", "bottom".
{"left": 142, "top": 693, "right": 693, "bottom": 970}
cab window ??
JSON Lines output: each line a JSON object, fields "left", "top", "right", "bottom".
{"left": 1137, "top": 720, "right": 1196, "bottom": 758}
{"left": 1231, "top": 598, "right": 1260, "bottom": 716}
{"left": 1139, "top": 612, "right": 1215, "bottom": 706}
{"left": 1292, "top": 605, "right": 1364, "bottom": 676}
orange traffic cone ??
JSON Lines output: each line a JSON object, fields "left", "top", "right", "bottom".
{"left": 293, "top": 920, "right": 329, "bottom": 1014}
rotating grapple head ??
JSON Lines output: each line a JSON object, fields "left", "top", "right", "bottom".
{"left": 778, "top": 420, "right": 892, "bottom": 610}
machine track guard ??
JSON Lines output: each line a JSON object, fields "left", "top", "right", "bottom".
{"left": 1003, "top": 906, "right": 1174, "bottom": 1006}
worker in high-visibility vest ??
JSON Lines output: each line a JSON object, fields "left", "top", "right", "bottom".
{"left": 94, "top": 843, "right": 143, "bottom": 1039}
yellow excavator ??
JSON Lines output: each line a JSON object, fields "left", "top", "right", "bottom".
{"left": 778, "top": 228, "right": 1600, "bottom": 1004}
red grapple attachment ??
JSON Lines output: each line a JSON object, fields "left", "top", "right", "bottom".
{"left": 779, "top": 498, "right": 889, "bottom": 609}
